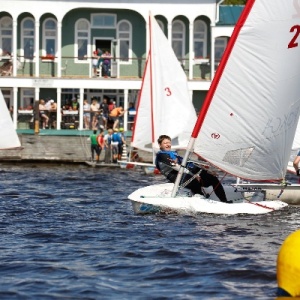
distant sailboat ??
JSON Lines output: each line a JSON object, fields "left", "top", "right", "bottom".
{"left": 119, "top": 13, "right": 197, "bottom": 173}
{"left": 0, "top": 90, "right": 21, "bottom": 149}
{"left": 129, "top": 0, "right": 300, "bottom": 214}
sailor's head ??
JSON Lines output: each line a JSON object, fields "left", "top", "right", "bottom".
{"left": 157, "top": 135, "right": 172, "bottom": 151}
{"left": 277, "top": 229, "right": 300, "bottom": 297}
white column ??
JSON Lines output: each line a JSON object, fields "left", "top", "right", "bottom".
{"left": 35, "top": 87, "right": 40, "bottom": 102}
{"left": 123, "top": 89, "right": 129, "bottom": 131}
{"left": 12, "top": 20, "right": 17, "bottom": 76}
{"left": 189, "top": 23, "right": 194, "bottom": 80}
{"left": 35, "top": 21, "right": 40, "bottom": 77}
{"left": 210, "top": 27, "right": 216, "bottom": 80}
{"left": 57, "top": 21, "right": 62, "bottom": 77}
{"left": 145, "top": 21, "right": 149, "bottom": 55}
{"left": 78, "top": 88, "right": 84, "bottom": 130}
{"left": 56, "top": 88, "right": 61, "bottom": 130}
{"left": 167, "top": 22, "right": 172, "bottom": 46}
{"left": 13, "top": 87, "right": 18, "bottom": 128}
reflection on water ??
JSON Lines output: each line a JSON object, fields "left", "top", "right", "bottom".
{"left": 0, "top": 163, "right": 299, "bottom": 299}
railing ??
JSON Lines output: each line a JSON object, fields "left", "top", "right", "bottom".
{"left": 0, "top": 55, "right": 218, "bottom": 80}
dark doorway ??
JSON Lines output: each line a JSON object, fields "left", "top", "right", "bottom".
{"left": 95, "top": 39, "right": 111, "bottom": 53}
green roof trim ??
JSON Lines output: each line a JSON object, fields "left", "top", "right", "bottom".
{"left": 217, "top": 5, "right": 244, "bottom": 26}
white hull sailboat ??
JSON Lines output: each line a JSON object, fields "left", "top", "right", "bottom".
{"left": 0, "top": 90, "right": 21, "bottom": 150}
{"left": 129, "top": 1, "right": 300, "bottom": 215}
{"left": 118, "top": 12, "right": 197, "bottom": 174}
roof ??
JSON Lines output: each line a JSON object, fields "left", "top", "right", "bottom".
{"left": 217, "top": 5, "right": 244, "bottom": 26}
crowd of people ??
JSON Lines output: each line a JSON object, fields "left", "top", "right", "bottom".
{"left": 88, "top": 127, "right": 126, "bottom": 163}
{"left": 36, "top": 96, "right": 134, "bottom": 131}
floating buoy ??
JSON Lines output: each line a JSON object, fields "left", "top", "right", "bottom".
{"left": 277, "top": 229, "right": 300, "bottom": 297}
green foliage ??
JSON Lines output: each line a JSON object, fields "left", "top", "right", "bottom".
{"left": 223, "top": 0, "right": 246, "bottom": 4}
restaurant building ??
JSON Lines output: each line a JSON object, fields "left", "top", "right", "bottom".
{"left": 0, "top": 0, "right": 243, "bottom": 131}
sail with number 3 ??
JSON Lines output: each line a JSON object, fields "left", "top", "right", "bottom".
{"left": 130, "top": 13, "right": 197, "bottom": 154}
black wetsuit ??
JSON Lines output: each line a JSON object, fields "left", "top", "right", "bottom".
{"left": 155, "top": 150, "right": 227, "bottom": 202}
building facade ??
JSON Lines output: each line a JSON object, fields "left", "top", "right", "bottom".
{"left": 0, "top": 0, "right": 242, "bottom": 131}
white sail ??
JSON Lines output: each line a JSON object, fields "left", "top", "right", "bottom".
{"left": 0, "top": 90, "right": 21, "bottom": 149}
{"left": 131, "top": 13, "right": 197, "bottom": 153}
{"left": 193, "top": 0, "right": 300, "bottom": 182}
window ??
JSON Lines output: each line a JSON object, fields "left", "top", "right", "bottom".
{"left": 2, "top": 89, "right": 12, "bottom": 109}
{"left": 21, "top": 89, "right": 34, "bottom": 108}
{"left": 172, "top": 20, "right": 185, "bottom": 62}
{"left": 43, "top": 19, "right": 57, "bottom": 56}
{"left": 194, "top": 20, "right": 207, "bottom": 58}
{"left": 215, "top": 37, "right": 227, "bottom": 62}
{"left": 157, "top": 20, "right": 164, "bottom": 33}
{"left": 117, "top": 20, "right": 131, "bottom": 62}
{"left": 22, "top": 18, "right": 34, "bottom": 59}
{"left": 75, "top": 19, "right": 89, "bottom": 61}
{"left": 0, "top": 17, "right": 12, "bottom": 55}
{"left": 91, "top": 14, "right": 116, "bottom": 28}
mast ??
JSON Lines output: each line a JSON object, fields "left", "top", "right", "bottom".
{"left": 149, "top": 13, "right": 156, "bottom": 156}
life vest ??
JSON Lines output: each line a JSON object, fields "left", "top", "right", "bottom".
{"left": 155, "top": 150, "right": 182, "bottom": 169}
{"left": 111, "top": 132, "right": 122, "bottom": 143}
{"left": 97, "top": 134, "right": 104, "bottom": 147}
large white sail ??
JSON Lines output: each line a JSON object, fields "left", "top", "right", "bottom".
{"left": 0, "top": 90, "right": 21, "bottom": 149}
{"left": 193, "top": 0, "right": 300, "bottom": 181}
{"left": 131, "top": 13, "right": 197, "bottom": 153}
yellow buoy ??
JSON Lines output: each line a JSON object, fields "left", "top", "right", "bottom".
{"left": 277, "top": 229, "right": 300, "bottom": 297}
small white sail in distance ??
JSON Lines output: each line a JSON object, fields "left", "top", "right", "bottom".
{"left": 0, "top": 90, "right": 21, "bottom": 149}
{"left": 131, "top": 13, "right": 197, "bottom": 153}
{"left": 191, "top": 0, "right": 300, "bottom": 182}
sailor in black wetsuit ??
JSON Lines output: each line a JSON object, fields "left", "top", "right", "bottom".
{"left": 155, "top": 134, "right": 229, "bottom": 203}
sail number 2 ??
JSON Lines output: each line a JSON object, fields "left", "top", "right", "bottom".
{"left": 288, "top": 25, "right": 300, "bottom": 48}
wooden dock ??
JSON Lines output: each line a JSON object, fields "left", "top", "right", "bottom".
{"left": 0, "top": 130, "right": 153, "bottom": 164}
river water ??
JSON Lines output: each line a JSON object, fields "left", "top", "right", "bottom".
{"left": 0, "top": 163, "right": 299, "bottom": 300}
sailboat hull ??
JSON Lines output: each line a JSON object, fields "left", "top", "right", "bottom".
{"left": 128, "top": 183, "right": 288, "bottom": 215}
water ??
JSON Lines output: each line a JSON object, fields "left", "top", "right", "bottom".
{"left": 0, "top": 163, "right": 299, "bottom": 300}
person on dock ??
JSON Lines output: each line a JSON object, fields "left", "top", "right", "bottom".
{"left": 155, "top": 134, "right": 229, "bottom": 203}
{"left": 104, "top": 128, "right": 113, "bottom": 163}
{"left": 89, "top": 129, "right": 100, "bottom": 162}
{"left": 277, "top": 229, "right": 300, "bottom": 297}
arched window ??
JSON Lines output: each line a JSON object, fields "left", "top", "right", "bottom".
{"left": 43, "top": 18, "right": 57, "bottom": 57}
{"left": 0, "top": 17, "right": 12, "bottom": 55}
{"left": 215, "top": 37, "right": 227, "bottom": 62}
{"left": 21, "top": 18, "right": 34, "bottom": 59}
{"left": 157, "top": 20, "right": 164, "bottom": 33}
{"left": 117, "top": 20, "right": 131, "bottom": 63}
{"left": 172, "top": 20, "right": 185, "bottom": 62}
{"left": 194, "top": 20, "right": 207, "bottom": 58}
{"left": 75, "top": 19, "right": 89, "bottom": 61}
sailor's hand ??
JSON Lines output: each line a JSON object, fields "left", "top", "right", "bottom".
{"left": 195, "top": 175, "right": 201, "bottom": 182}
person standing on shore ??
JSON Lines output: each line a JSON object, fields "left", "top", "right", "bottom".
{"left": 89, "top": 129, "right": 100, "bottom": 162}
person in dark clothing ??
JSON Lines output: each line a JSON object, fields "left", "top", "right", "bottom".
{"left": 155, "top": 134, "right": 230, "bottom": 203}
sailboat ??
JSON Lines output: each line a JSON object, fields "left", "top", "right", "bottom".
{"left": 0, "top": 90, "right": 21, "bottom": 150}
{"left": 118, "top": 13, "right": 197, "bottom": 174}
{"left": 128, "top": 1, "right": 300, "bottom": 215}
